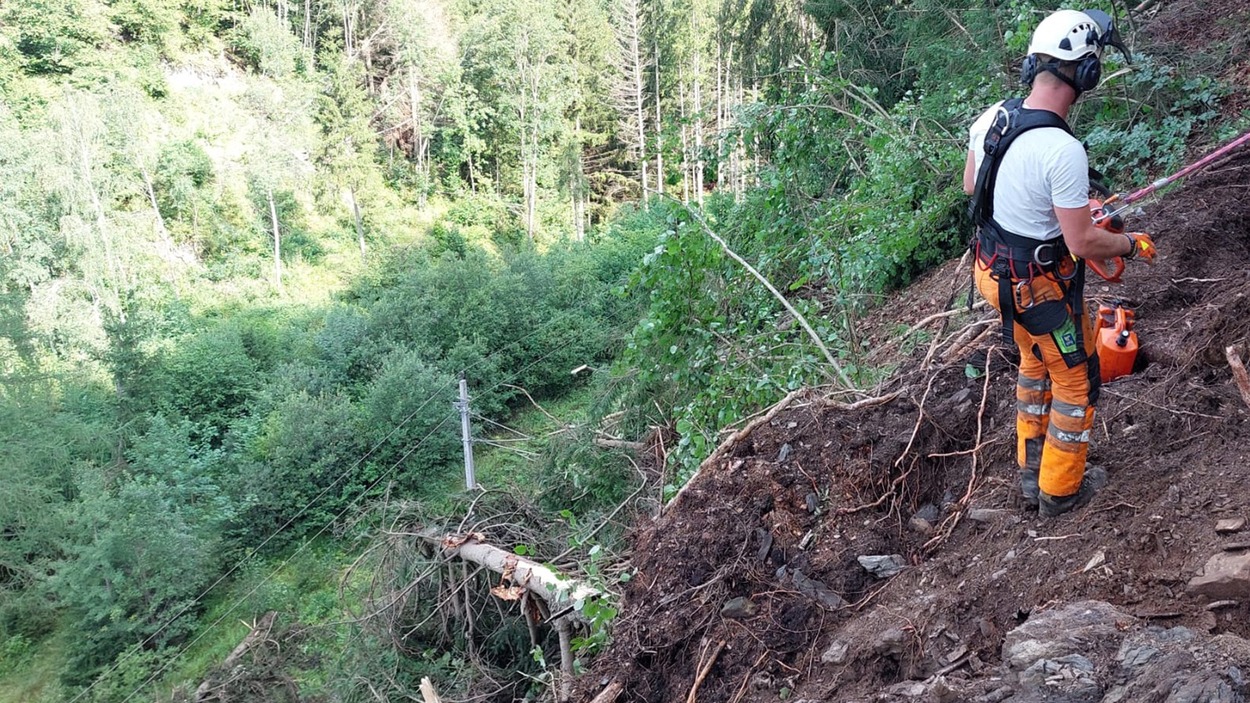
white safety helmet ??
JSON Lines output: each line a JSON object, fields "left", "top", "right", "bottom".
{"left": 1027, "top": 9, "right": 1103, "bottom": 61}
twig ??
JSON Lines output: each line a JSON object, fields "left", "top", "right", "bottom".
{"left": 941, "top": 322, "right": 995, "bottom": 364}
{"left": 667, "top": 389, "right": 807, "bottom": 511}
{"left": 657, "top": 193, "right": 856, "bottom": 389}
{"left": 686, "top": 640, "right": 726, "bottom": 703}
{"left": 589, "top": 682, "right": 624, "bottom": 703}
{"left": 822, "top": 389, "right": 905, "bottom": 410}
{"left": 1101, "top": 388, "right": 1224, "bottom": 420}
{"left": 1034, "top": 533, "right": 1082, "bottom": 541}
{"left": 728, "top": 653, "right": 769, "bottom": 703}
{"left": 895, "top": 374, "right": 939, "bottom": 468}
{"left": 1172, "top": 277, "right": 1228, "bottom": 284}
{"left": 959, "top": 348, "right": 995, "bottom": 506}
{"left": 837, "top": 465, "right": 914, "bottom": 516}
{"left": 1092, "top": 501, "right": 1140, "bottom": 513}
{"left": 1226, "top": 344, "right": 1250, "bottom": 410}
{"left": 502, "top": 383, "right": 563, "bottom": 425}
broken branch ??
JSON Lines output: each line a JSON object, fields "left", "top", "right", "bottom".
{"left": 1226, "top": 344, "right": 1250, "bottom": 410}
{"left": 686, "top": 640, "right": 726, "bottom": 703}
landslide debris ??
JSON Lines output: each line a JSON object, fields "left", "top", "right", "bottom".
{"left": 576, "top": 3, "right": 1250, "bottom": 699}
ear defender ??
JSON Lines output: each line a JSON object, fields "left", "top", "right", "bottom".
{"left": 1021, "top": 54, "right": 1039, "bottom": 85}
{"left": 1024, "top": 55, "right": 1102, "bottom": 95}
{"left": 1073, "top": 55, "right": 1102, "bottom": 92}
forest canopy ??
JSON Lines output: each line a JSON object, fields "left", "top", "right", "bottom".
{"left": 0, "top": 0, "right": 1233, "bottom": 700}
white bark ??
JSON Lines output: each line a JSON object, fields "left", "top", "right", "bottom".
{"left": 421, "top": 532, "right": 599, "bottom": 613}
{"left": 267, "top": 188, "right": 282, "bottom": 292}
{"left": 653, "top": 40, "right": 663, "bottom": 197}
{"left": 615, "top": 0, "right": 649, "bottom": 204}
{"left": 350, "top": 186, "right": 365, "bottom": 259}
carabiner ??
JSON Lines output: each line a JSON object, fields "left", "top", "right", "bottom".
{"left": 1015, "top": 279, "right": 1038, "bottom": 310}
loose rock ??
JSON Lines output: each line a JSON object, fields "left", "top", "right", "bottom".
{"left": 1216, "top": 517, "right": 1246, "bottom": 534}
{"left": 720, "top": 596, "right": 756, "bottom": 619}
{"left": 1187, "top": 551, "right": 1250, "bottom": 600}
{"left": 820, "top": 639, "right": 850, "bottom": 665}
{"left": 858, "top": 554, "right": 906, "bottom": 578}
{"left": 968, "top": 508, "right": 1009, "bottom": 523}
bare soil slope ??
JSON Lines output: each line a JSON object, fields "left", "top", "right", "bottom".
{"left": 577, "top": 3, "right": 1250, "bottom": 701}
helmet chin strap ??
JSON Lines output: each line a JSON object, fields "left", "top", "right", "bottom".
{"left": 1040, "top": 61, "right": 1085, "bottom": 98}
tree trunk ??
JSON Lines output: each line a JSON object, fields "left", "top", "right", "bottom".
{"left": 574, "top": 115, "right": 586, "bottom": 242}
{"left": 420, "top": 678, "right": 443, "bottom": 703}
{"left": 693, "top": 54, "right": 704, "bottom": 207}
{"left": 349, "top": 185, "right": 365, "bottom": 260}
{"left": 419, "top": 531, "right": 599, "bottom": 613}
{"left": 716, "top": 42, "right": 724, "bottom": 190}
{"left": 268, "top": 188, "right": 282, "bottom": 292}
{"left": 620, "top": 0, "right": 648, "bottom": 204}
{"left": 653, "top": 40, "right": 663, "bottom": 197}
{"left": 303, "top": 0, "right": 312, "bottom": 50}
{"left": 679, "top": 74, "right": 690, "bottom": 204}
{"left": 141, "top": 165, "right": 171, "bottom": 244}
{"left": 194, "top": 612, "right": 278, "bottom": 702}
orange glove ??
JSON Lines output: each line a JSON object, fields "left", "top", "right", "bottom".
{"left": 1124, "top": 232, "right": 1157, "bottom": 264}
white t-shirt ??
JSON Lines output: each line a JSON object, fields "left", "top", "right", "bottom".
{"left": 968, "top": 101, "right": 1089, "bottom": 241}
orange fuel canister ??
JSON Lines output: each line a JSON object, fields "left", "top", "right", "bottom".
{"left": 1096, "top": 303, "right": 1138, "bottom": 383}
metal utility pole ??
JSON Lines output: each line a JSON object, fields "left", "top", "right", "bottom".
{"left": 456, "top": 373, "right": 477, "bottom": 490}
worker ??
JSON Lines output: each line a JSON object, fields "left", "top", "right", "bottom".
{"left": 963, "top": 10, "right": 1156, "bottom": 517}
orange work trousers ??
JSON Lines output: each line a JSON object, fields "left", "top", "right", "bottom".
{"left": 973, "top": 260, "right": 1099, "bottom": 498}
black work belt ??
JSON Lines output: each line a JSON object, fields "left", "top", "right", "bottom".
{"left": 972, "top": 227, "right": 1088, "bottom": 368}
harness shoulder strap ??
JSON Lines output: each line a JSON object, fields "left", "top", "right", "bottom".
{"left": 968, "top": 98, "right": 1074, "bottom": 228}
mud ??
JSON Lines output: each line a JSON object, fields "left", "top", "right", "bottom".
{"left": 576, "top": 4, "right": 1250, "bottom": 700}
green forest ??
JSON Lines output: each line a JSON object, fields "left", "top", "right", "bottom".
{"left": 0, "top": 0, "right": 1235, "bottom": 700}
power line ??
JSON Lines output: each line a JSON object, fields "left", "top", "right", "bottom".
{"left": 69, "top": 302, "right": 625, "bottom": 702}
{"left": 117, "top": 414, "right": 458, "bottom": 703}
{"left": 104, "top": 336, "right": 590, "bottom": 702}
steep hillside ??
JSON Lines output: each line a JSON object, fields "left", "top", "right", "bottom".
{"left": 575, "top": 3, "right": 1250, "bottom": 702}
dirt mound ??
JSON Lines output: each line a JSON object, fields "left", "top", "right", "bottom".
{"left": 576, "top": 31, "right": 1250, "bottom": 703}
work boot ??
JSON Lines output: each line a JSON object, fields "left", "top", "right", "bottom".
{"left": 1019, "top": 469, "right": 1040, "bottom": 508}
{"left": 1038, "top": 466, "right": 1108, "bottom": 518}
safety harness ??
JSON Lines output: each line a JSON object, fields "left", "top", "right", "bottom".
{"left": 969, "top": 98, "right": 1091, "bottom": 369}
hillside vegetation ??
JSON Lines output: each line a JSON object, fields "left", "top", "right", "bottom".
{"left": 0, "top": 0, "right": 1242, "bottom": 701}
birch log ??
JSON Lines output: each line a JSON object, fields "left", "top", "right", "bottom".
{"left": 420, "top": 531, "right": 600, "bottom": 613}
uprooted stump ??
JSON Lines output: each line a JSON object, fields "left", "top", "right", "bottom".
{"left": 574, "top": 366, "right": 999, "bottom": 703}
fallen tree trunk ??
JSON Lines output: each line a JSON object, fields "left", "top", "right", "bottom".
{"left": 419, "top": 530, "right": 600, "bottom": 614}
{"left": 420, "top": 677, "right": 443, "bottom": 703}
{"left": 594, "top": 437, "right": 648, "bottom": 451}
{"left": 195, "top": 611, "right": 277, "bottom": 702}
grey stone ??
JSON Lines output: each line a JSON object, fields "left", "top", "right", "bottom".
{"left": 909, "top": 516, "right": 935, "bottom": 535}
{"left": 1002, "top": 601, "right": 1134, "bottom": 671}
{"left": 1216, "top": 517, "right": 1246, "bottom": 534}
{"left": 972, "top": 687, "right": 1014, "bottom": 703}
{"left": 968, "top": 508, "right": 1009, "bottom": 523}
{"left": 884, "top": 681, "right": 926, "bottom": 697}
{"left": 875, "top": 627, "right": 908, "bottom": 657}
{"left": 720, "top": 596, "right": 755, "bottom": 619}
{"left": 1017, "top": 654, "right": 1101, "bottom": 703}
{"left": 791, "top": 569, "right": 848, "bottom": 610}
{"left": 805, "top": 492, "right": 819, "bottom": 514}
{"left": 1188, "top": 551, "right": 1250, "bottom": 600}
{"left": 1116, "top": 642, "right": 1160, "bottom": 670}
{"left": 858, "top": 554, "right": 906, "bottom": 578}
{"left": 777, "top": 443, "right": 792, "bottom": 462}
{"left": 820, "top": 639, "right": 850, "bottom": 665}
{"left": 914, "top": 503, "right": 940, "bottom": 523}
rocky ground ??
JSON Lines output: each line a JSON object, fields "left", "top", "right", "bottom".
{"left": 574, "top": 2, "right": 1250, "bottom": 701}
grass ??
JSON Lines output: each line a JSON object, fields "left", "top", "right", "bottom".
{"left": 0, "top": 630, "right": 68, "bottom": 703}
{"left": 0, "top": 387, "right": 600, "bottom": 702}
